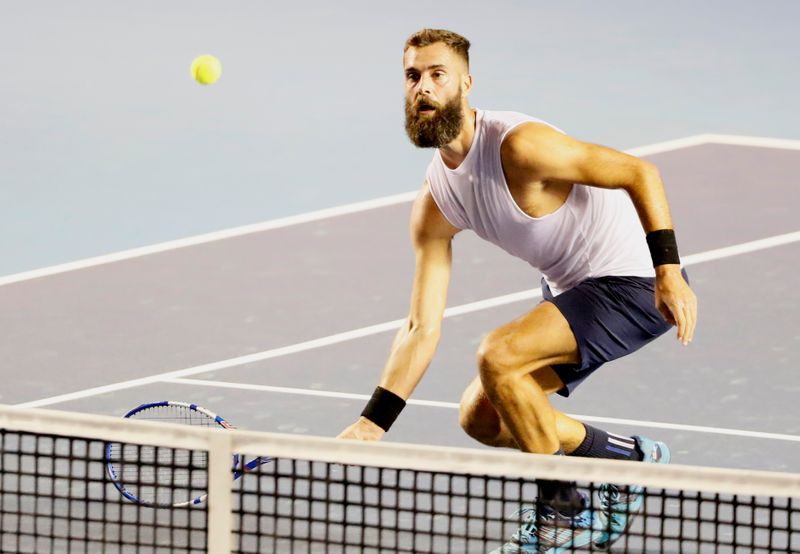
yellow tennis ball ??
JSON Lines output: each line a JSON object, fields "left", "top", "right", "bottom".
{"left": 190, "top": 55, "right": 222, "bottom": 85}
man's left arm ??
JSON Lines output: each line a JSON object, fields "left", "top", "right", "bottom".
{"left": 504, "top": 122, "right": 697, "bottom": 345}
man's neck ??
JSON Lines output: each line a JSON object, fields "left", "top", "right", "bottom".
{"left": 439, "top": 107, "right": 477, "bottom": 170}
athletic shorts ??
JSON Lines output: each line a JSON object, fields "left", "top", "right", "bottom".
{"left": 542, "top": 269, "right": 689, "bottom": 397}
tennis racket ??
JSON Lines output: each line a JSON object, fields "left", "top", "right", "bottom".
{"left": 105, "top": 401, "right": 271, "bottom": 507}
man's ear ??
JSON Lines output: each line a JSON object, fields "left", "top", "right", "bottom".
{"left": 463, "top": 73, "right": 473, "bottom": 96}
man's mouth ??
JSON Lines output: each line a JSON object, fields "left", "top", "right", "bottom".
{"left": 416, "top": 100, "right": 437, "bottom": 114}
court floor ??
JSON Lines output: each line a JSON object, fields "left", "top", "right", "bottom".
{"left": 2, "top": 135, "right": 799, "bottom": 473}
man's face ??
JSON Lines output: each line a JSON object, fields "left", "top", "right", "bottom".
{"left": 403, "top": 43, "right": 469, "bottom": 148}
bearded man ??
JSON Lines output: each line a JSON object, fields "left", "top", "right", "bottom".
{"left": 338, "top": 28, "right": 697, "bottom": 553}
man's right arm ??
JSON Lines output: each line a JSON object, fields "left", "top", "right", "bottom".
{"left": 337, "top": 181, "right": 460, "bottom": 440}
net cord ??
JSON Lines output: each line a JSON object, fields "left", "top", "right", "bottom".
{"left": 2, "top": 404, "right": 798, "bottom": 500}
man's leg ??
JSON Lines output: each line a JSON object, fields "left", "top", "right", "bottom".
{"left": 537, "top": 274, "right": 677, "bottom": 549}
{"left": 459, "top": 371, "right": 587, "bottom": 452}
{"left": 473, "top": 301, "right": 579, "bottom": 456}
{"left": 472, "top": 301, "right": 606, "bottom": 553}
{"left": 460, "top": 379, "right": 645, "bottom": 462}
{"left": 465, "top": 371, "right": 667, "bottom": 552}
{"left": 467, "top": 298, "right": 670, "bottom": 552}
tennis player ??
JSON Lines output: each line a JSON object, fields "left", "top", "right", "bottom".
{"left": 338, "top": 28, "right": 697, "bottom": 552}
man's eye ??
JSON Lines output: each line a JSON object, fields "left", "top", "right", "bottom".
{"left": 406, "top": 74, "right": 419, "bottom": 81}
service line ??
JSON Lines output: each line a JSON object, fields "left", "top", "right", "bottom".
{"left": 16, "top": 229, "right": 800, "bottom": 409}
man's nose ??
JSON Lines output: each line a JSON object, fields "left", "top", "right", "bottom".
{"left": 417, "top": 73, "right": 434, "bottom": 95}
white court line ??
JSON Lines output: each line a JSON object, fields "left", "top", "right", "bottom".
{"left": 2, "top": 133, "right": 799, "bottom": 288}
{"left": 629, "top": 133, "right": 800, "bottom": 157}
{"left": 696, "top": 134, "right": 800, "bottom": 151}
{"left": 682, "top": 230, "right": 800, "bottom": 264}
{"left": 16, "top": 229, "right": 800, "bottom": 410}
{"left": 164, "top": 377, "right": 800, "bottom": 444}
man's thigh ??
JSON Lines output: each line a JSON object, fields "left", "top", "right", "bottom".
{"left": 478, "top": 300, "right": 581, "bottom": 376}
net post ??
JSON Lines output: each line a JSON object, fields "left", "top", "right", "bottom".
{"left": 207, "top": 432, "right": 234, "bottom": 554}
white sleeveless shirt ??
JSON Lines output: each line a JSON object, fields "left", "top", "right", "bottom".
{"left": 426, "top": 109, "right": 655, "bottom": 295}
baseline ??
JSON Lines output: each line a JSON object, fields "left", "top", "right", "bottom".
{"left": 3, "top": 134, "right": 798, "bottom": 287}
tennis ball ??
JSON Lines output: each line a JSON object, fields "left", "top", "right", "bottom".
{"left": 190, "top": 55, "right": 222, "bottom": 85}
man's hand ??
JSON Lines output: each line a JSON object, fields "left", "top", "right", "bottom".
{"left": 655, "top": 265, "right": 697, "bottom": 345}
{"left": 337, "top": 417, "right": 386, "bottom": 441}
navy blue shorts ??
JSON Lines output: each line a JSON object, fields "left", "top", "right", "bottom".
{"left": 542, "top": 270, "right": 689, "bottom": 397}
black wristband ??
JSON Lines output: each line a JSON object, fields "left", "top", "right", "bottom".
{"left": 646, "top": 229, "right": 680, "bottom": 267}
{"left": 361, "top": 386, "right": 406, "bottom": 432}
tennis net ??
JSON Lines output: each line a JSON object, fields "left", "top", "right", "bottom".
{"left": 1, "top": 405, "right": 798, "bottom": 553}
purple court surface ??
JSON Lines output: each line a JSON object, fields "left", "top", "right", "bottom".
{"left": 2, "top": 135, "right": 799, "bottom": 473}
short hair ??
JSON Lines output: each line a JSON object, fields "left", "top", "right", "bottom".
{"left": 404, "top": 28, "right": 470, "bottom": 68}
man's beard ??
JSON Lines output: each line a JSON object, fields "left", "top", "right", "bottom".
{"left": 404, "top": 92, "right": 464, "bottom": 148}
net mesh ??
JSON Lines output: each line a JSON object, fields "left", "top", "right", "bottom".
{"left": 1, "top": 406, "right": 798, "bottom": 553}
{"left": 0, "top": 430, "right": 208, "bottom": 553}
{"left": 231, "top": 456, "right": 798, "bottom": 553}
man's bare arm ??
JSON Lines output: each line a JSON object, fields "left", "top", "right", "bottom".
{"left": 502, "top": 122, "right": 697, "bottom": 345}
{"left": 502, "top": 122, "right": 672, "bottom": 231}
{"left": 337, "top": 182, "right": 460, "bottom": 440}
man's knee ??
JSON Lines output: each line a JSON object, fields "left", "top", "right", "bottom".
{"left": 476, "top": 331, "right": 514, "bottom": 382}
{"left": 458, "top": 381, "right": 501, "bottom": 442}
{"left": 458, "top": 403, "right": 492, "bottom": 440}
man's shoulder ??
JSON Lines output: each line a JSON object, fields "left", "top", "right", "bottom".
{"left": 496, "top": 117, "right": 579, "bottom": 178}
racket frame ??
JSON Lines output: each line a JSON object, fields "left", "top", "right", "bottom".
{"left": 104, "top": 400, "right": 270, "bottom": 507}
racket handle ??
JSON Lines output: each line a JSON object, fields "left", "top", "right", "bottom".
{"left": 233, "top": 456, "right": 272, "bottom": 480}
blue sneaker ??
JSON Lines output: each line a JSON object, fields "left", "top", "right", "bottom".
{"left": 594, "top": 436, "right": 671, "bottom": 550}
{"left": 490, "top": 494, "right": 604, "bottom": 553}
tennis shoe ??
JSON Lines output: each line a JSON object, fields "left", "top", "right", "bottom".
{"left": 489, "top": 494, "right": 603, "bottom": 553}
{"left": 594, "top": 436, "right": 671, "bottom": 550}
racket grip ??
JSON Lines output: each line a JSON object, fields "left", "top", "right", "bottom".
{"left": 232, "top": 456, "right": 272, "bottom": 480}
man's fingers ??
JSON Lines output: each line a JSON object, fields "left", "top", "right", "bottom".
{"left": 675, "top": 297, "right": 698, "bottom": 345}
{"left": 684, "top": 300, "right": 697, "bottom": 343}
{"left": 673, "top": 302, "right": 687, "bottom": 343}
{"left": 656, "top": 280, "right": 697, "bottom": 345}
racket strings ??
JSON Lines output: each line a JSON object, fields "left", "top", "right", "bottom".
{"left": 132, "top": 404, "right": 217, "bottom": 427}
{"left": 107, "top": 404, "right": 218, "bottom": 506}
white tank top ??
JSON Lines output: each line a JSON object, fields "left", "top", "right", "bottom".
{"left": 426, "top": 109, "right": 655, "bottom": 295}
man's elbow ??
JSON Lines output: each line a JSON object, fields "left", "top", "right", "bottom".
{"left": 407, "top": 320, "right": 442, "bottom": 343}
{"left": 637, "top": 159, "right": 661, "bottom": 183}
